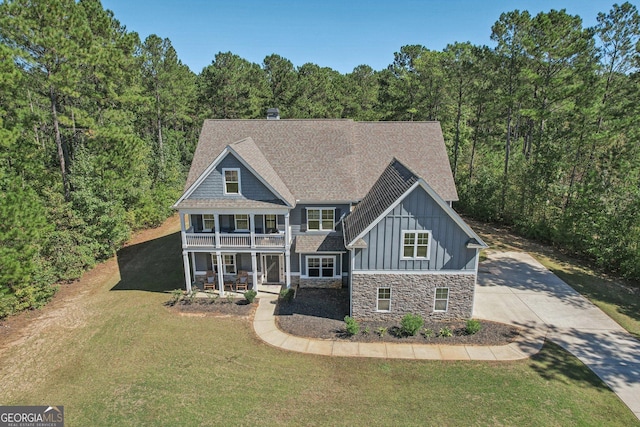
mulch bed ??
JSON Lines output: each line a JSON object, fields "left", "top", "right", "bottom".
{"left": 167, "top": 297, "right": 257, "bottom": 317}
{"left": 275, "top": 288, "right": 521, "bottom": 345}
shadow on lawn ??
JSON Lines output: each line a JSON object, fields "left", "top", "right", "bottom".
{"left": 550, "top": 267, "right": 640, "bottom": 338}
{"left": 111, "top": 231, "right": 184, "bottom": 293}
{"left": 529, "top": 341, "right": 612, "bottom": 391}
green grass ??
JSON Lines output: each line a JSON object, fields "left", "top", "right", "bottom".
{"left": 1, "top": 221, "right": 638, "bottom": 426}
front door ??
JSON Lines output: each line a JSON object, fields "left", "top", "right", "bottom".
{"left": 265, "top": 255, "right": 280, "bottom": 283}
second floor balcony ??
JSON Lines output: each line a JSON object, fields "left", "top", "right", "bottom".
{"left": 183, "top": 229, "right": 286, "bottom": 249}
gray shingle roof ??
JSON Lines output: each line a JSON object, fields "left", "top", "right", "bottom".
{"left": 176, "top": 199, "right": 286, "bottom": 209}
{"left": 184, "top": 119, "right": 457, "bottom": 203}
{"left": 343, "top": 159, "right": 418, "bottom": 246}
{"left": 294, "top": 235, "right": 346, "bottom": 253}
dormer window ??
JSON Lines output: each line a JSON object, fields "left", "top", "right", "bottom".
{"left": 223, "top": 168, "right": 240, "bottom": 194}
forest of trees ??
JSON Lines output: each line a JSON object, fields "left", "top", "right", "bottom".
{"left": 1, "top": 0, "right": 638, "bottom": 317}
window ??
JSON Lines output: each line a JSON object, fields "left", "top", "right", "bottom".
{"left": 377, "top": 287, "right": 391, "bottom": 311}
{"left": 234, "top": 214, "right": 249, "bottom": 231}
{"left": 223, "top": 254, "right": 236, "bottom": 274}
{"left": 264, "top": 214, "right": 277, "bottom": 232}
{"left": 212, "top": 254, "right": 236, "bottom": 274}
{"left": 223, "top": 168, "right": 240, "bottom": 194}
{"left": 203, "top": 214, "right": 215, "bottom": 231}
{"left": 307, "top": 208, "right": 334, "bottom": 231}
{"left": 434, "top": 287, "right": 449, "bottom": 312}
{"left": 402, "top": 231, "right": 431, "bottom": 259}
{"left": 307, "top": 256, "right": 335, "bottom": 278}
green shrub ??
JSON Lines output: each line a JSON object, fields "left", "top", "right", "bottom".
{"left": 377, "top": 327, "right": 387, "bottom": 337}
{"left": 279, "top": 288, "right": 295, "bottom": 302}
{"left": 400, "top": 313, "right": 424, "bottom": 336}
{"left": 344, "top": 316, "right": 360, "bottom": 336}
{"left": 465, "top": 319, "right": 482, "bottom": 335}
{"left": 188, "top": 291, "right": 197, "bottom": 304}
{"left": 244, "top": 290, "right": 257, "bottom": 303}
{"left": 422, "top": 328, "right": 434, "bottom": 338}
{"left": 169, "top": 289, "right": 183, "bottom": 304}
{"left": 439, "top": 326, "right": 453, "bottom": 337}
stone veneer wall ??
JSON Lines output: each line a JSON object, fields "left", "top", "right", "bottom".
{"left": 299, "top": 277, "right": 342, "bottom": 289}
{"left": 351, "top": 273, "right": 475, "bottom": 321}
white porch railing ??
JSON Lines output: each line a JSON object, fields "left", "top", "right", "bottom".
{"left": 185, "top": 233, "right": 215, "bottom": 247}
{"left": 219, "top": 233, "right": 251, "bottom": 247}
{"left": 184, "top": 232, "right": 284, "bottom": 248}
{"left": 254, "top": 234, "right": 285, "bottom": 247}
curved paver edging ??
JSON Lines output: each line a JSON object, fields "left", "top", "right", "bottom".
{"left": 252, "top": 295, "right": 546, "bottom": 360}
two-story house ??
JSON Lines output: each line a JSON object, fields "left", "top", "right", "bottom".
{"left": 173, "top": 116, "right": 487, "bottom": 320}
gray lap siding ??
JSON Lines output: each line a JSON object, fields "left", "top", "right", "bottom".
{"left": 350, "top": 273, "right": 475, "bottom": 321}
{"left": 189, "top": 153, "right": 279, "bottom": 202}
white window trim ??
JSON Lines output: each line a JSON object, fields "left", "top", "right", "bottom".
{"left": 222, "top": 167, "right": 241, "bottom": 195}
{"left": 202, "top": 214, "right": 215, "bottom": 232}
{"left": 263, "top": 214, "right": 278, "bottom": 233}
{"left": 377, "top": 287, "right": 392, "bottom": 312}
{"left": 220, "top": 254, "right": 236, "bottom": 275}
{"left": 401, "top": 230, "right": 432, "bottom": 260}
{"left": 434, "top": 287, "right": 449, "bottom": 312}
{"left": 306, "top": 207, "right": 335, "bottom": 231}
{"left": 305, "top": 255, "right": 337, "bottom": 278}
{"left": 234, "top": 214, "right": 249, "bottom": 232}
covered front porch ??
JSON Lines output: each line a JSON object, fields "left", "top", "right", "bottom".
{"left": 182, "top": 249, "right": 292, "bottom": 295}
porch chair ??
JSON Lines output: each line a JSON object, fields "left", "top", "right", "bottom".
{"left": 224, "top": 277, "right": 235, "bottom": 292}
{"left": 203, "top": 270, "right": 216, "bottom": 291}
{"left": 235, "top": 270, "right": 249, "bottom": 292}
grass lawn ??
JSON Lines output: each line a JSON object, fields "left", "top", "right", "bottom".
{"left": 0, "top": 216, "right": 638, "bottom": 426}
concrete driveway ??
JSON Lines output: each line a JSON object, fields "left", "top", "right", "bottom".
{"left": 474, "top": 251, "right": 640, "bottom": 421}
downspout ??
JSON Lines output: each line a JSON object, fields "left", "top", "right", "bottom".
{"left": 349, "top": 248, "right": 355, "bottom": 318}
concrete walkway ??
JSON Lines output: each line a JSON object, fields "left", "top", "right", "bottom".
{"left": 253, "top": 293, "right": 545, "bottom": 361}
{"left": 475, "top": 251, "right": 640, "bottom": 421}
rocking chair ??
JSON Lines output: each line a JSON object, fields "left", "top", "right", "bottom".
{"left": 235, "top": 270, "right": 249, "bottom": 292}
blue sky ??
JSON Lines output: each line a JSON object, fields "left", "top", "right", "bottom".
{"left": 102, "top": 0, "right": 630, "bottom": 74}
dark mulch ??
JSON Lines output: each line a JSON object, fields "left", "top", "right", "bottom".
{"left": 275, "top": 288, "right": 521, "bottom": 345}
{"left": 167, "top": 297, "right": 257, "bottom": 317}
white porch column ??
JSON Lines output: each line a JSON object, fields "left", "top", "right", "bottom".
{"left": 216, "top": 251, "right": 224, "bottom": 296}
{"left": 182, "top": 251, "right": 192, "bottom": 294}
{"left": 251, "top": 251, "right": 258, "bottom": 293}
{"left": 191, "top": 252, "right": 196, "bottom": 282}
{"left": 284, "top": 212, "right": 290, "bottom": 246}
{"left": 180, "top": 213, "right": 187, "bottom": 248}
{"left": 285, "top": 250, "right": 291, "bottom": 288}
{"left": 284, "top": 212, "right": 291, "bottom": 288}
{"left": 250, "top": 213, "right": 256, "bottom": 248}
{"left": 214, "top": 213, "right": 220, "bottom": 248}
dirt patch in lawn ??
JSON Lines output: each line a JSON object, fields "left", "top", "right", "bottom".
{"left": 0, "top": 216, "right": 182, "bottom": 354}
{"left": 275, "top": 288, "right": 521, "bottom": 345}
{"left": 167, "top": 298, "right": 258, "bottom": 318}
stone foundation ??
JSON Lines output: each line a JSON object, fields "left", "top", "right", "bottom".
{"left": 299, "top": 277, "right": 342, "bottom": 289}
{"left": 351, "top": 273, "right": 475, "bottom": 321}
